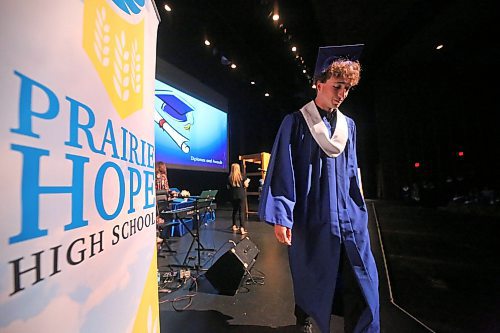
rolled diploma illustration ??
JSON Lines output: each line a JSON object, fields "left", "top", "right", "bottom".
{"left": 154, "top": 110, "right": 190, "bottom": 153}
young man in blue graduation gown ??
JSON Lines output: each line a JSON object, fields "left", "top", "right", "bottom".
{"left": 259, "top": 45, "right": 380, "bottom": 333}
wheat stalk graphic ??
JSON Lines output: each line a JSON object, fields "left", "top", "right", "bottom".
{"left": 131, "top": 39, "right": 142, "bottom": 94}
{"left": 93, "top": 7, "right": 110, "bottom": 67}
{"left": 147, "top": 305, "right": 159, "bottom": 333}
{"left": 113, "top": 31, "right": 131, "bottom": 101}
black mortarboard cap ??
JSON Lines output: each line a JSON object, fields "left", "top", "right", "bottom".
{"left": 313, "top": 44, "right": 364, "bottom": 77}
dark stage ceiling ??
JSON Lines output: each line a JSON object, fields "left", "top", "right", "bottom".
{"left": 154, "top": 0, "right": 499, "bottom": 197}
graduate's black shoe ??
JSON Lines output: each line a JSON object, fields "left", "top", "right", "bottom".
{"left": 296, "top": 319, "right": 313, "bottom": 333}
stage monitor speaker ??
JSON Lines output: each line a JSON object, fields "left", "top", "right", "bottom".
{"left": 203, "top": 237, "right": 259, "bottom": 296}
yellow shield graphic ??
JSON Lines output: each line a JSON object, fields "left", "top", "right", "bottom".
{"left": 83, "top": 0, "right": 145, "bottom": 118}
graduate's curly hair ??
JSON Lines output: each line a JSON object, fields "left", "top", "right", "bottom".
{"left": 315, "top": 59, "right": 361, "bottom": 86}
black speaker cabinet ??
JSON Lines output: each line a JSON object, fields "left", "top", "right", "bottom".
{"left": 204, "top": 237, "right": 259, "bottom": 296}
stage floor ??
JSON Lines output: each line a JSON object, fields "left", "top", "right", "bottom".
{"left": 157, "top": 200, "right": 499, "bottom": 333}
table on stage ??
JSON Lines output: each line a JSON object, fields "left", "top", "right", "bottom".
{"left": 159, "top": 196, "right": 216, "bottom": 270}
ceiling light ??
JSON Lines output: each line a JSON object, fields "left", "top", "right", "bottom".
{"left": 312, "top": 84, "right": 316, "bottom": 89}
{"left": 272, "top": 14, "right": 279, "bottom": 21}
{"left": 231, "top": 64, "right": 237, "bottom": 69}
{"left": 264, "top": 93, "right": 270, "bottom": 97}
{"left": 436, "top": 44, "right": 444, "bottom": 50}
{"left": 302, "top": 69, "right": 306, "bottom": 74}
{"left": 291, "top": 46, "right": 297, "bottom": 52}
{"left": 250, "top": 81, "right": 255, "bottom": 85}
{"left": 204, "top": 40, "right": 211, "bottom": 46}
{"left": 164, "top": 4, "right": 172, "bottom": 12}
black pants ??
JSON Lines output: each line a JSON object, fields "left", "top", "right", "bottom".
{"left": 231, "top": 198, "right": 246, "bottom": 228}
{"left": 295, "top": 244, "right": 366, "bottom": 332}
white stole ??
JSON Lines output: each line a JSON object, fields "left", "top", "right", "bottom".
{"left": 299, "top": 100, "right": 348, "bottom": 157}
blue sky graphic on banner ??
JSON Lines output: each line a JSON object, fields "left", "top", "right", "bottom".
{"left": 154, "top": 79, "right": 228, "bottom": 172}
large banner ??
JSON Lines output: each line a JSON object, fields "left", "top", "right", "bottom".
{"left": 0, "top": 1, "right": 160, "bottom": 332}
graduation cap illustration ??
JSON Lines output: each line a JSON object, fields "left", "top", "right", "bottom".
{"left": 155, "top": 92, "right": 194, "bottom": 122}
{"left": 314, "top": 44, "right": 364, "bottom": 77}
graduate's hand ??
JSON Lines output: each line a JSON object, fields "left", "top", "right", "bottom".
{"left": 274, "top": 225, "right": 292, "bottom": 246}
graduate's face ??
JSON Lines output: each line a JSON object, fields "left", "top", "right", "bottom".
{"left": 316, "top": 77, "right": 352, "bottom": 110}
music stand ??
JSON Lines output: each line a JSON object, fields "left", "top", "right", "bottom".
{"left": 157, "top": 207, "right": 194, "bottom": 273}
{"left": 160, "top": 191, "right": 218, "bottom": 273}
{"left": 184, "top": 190, "right": 218, "bottom": 271}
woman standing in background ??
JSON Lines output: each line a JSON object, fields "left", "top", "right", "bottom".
{"left": 228, "top": 163, "right": 250, "bottom": 234}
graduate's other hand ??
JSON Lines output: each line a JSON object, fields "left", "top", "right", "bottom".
{"left": 274, "top": 225, "right": 292, "bottom": 246}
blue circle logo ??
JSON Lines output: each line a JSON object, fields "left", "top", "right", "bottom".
{"left": 112, "top": 0, "right": 145, "bottom": 15}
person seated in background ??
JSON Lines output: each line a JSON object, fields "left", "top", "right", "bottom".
{"left": 155, "top": 161, "right": 171, "bottom": 249}
{"left": 228, "top": 162, "right": 250, "bottom": 235}
{"left": 155, "top": 161, "right": 169, "bottom": 192}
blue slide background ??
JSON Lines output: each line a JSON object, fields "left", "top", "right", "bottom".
{"left": 154, "top": 80, "right": 228, "bottom": 172}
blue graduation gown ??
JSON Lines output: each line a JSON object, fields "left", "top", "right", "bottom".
{"left": 258, "top": 103, "right": 380, "bottom": 333}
